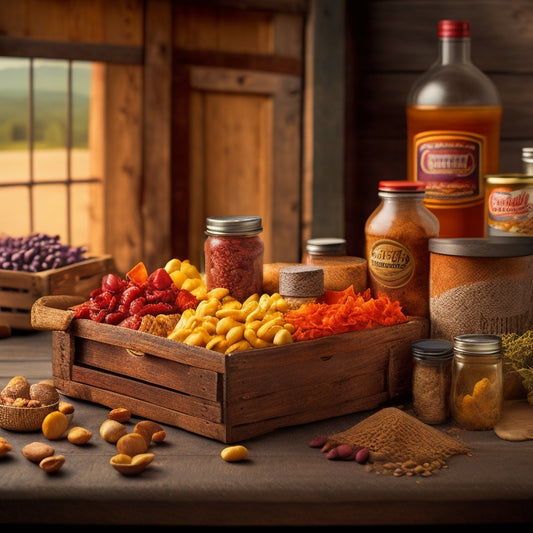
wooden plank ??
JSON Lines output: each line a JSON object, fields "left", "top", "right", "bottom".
{"left": 142, "top": 0, "right": 173, "bottom": 273}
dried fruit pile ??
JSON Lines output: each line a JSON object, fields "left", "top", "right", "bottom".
{"left": 73, "top": 264, "right": 198, "bottom": 330}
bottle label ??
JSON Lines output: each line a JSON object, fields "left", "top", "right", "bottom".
{"left": 368, "top": 239, "right": 414, "bottom": 288}
{"left": 414, "top": 132, "right": 483, "bottom": 201}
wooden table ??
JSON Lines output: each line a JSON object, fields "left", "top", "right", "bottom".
{"left": 1, "top": 330, "right": 532, "bottom": 526}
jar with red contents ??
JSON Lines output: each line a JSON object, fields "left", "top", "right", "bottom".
{"left": 204, "top": 215, "right": 264, "bottom": 302}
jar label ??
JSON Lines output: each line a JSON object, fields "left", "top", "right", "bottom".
{"left": 368, "top": 239, "right": 414, "bottom": 288}
{"left": 414, "top": 132, "right": 483, "bottom": 201}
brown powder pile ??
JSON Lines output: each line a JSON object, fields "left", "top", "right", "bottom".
{"left": 328, "top": 407, "right": 470, "bottom": 476}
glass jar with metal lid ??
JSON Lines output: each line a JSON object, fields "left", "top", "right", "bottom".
{"left": 412, "top": 339, "right": 454, "bottom": 425}
{"left": 450, "top": 334, "right": 503, "bottom": 430}
{"left": 204, "top": 215, "right": 264, "bottom": 302}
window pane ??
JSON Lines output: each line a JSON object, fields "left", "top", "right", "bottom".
{"left": 0, "top": 187, "right": 30, "bottom": 236}
{"left": 33, "top": 183, "right": 68, "bottom": 240}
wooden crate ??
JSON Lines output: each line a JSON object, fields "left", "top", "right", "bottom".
{"left": 0, "top": 256, "right": 115, "bottom": 330}
{"left": 33, "top": 296, "right": 429, "bottom": 443}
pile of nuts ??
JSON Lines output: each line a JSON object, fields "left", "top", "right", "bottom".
{"left": 0, "top": 376, "right": 59, "bottom": 407}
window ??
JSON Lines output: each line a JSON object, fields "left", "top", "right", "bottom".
{"left": 0, "top": 57, "right": 101, "bottom": 249}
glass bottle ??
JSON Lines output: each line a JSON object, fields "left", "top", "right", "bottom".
{"left": 412, "top": 339, "right": 454, "bottom": 425}
{"left": 204, "top": 215, "right": 264, "bottom": 302}
{"left": 304, "top": 237, "right": 367, "bottom": 294}
{"left": 365, "top": 180, "right": 439, "bottom": 318}
{"left": 407, "top": 20, "right": 502, "bottom": 239}
{"left": 450, "top": 334, "right": 503, "bottom": 430}
{"left": 521, "top": 147, "right": 533, "bottom": 175}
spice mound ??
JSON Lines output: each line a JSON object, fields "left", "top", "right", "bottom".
{"left": 327, "top": 407, "right": 470, "bottom": 476}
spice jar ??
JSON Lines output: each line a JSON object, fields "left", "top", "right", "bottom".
{"left": 204, "top": 215, "right": 264, "bottom": 302}
{"left": 450, "top": 334, "right": 503, "bottom": 430}
{"left": 412, "top": 339, "right": 453, "bottom": 425}
{"left": 365, "top": 181, "right": 440, "bottom": 318}
{"left": 304, "top": 238, "right": 367, "bottom": 293}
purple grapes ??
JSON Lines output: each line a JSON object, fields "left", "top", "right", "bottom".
{"left": 0, "top": 233, "right": 88, "bottom": 272}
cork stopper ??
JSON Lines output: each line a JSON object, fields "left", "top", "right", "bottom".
{"left": 278, "top": 265, "right": 324, "bottom": 298}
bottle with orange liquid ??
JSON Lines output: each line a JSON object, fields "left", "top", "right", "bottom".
{"left": 407, "top": 20, "right": 502, "bottom": 238}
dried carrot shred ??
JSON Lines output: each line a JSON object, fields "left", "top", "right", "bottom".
{"left": 284, "top": 286, "right": 408, "bottom": 341}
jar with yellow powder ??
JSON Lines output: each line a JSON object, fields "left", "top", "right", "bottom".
{"left": 450, "top": 334, "right": 503, "bottom": 430}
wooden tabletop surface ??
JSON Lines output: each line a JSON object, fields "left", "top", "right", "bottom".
{"left": 0, "top": 330, "right": 532, "bottom": 527}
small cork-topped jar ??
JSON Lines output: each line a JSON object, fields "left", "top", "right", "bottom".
{"left": 278, "top": 265, "right": 324, "bottom": 310}
{"left": 304, "top": 238, "right": 367, "bottom": 293}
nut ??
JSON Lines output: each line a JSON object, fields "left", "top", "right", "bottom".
{"left": 109, "top": 407, "right": 131, "bottom": 423}
{"left": 41, "top": 410, "right": 69, "bottom": 440}
{"left": 116, "top": 432, "right": 148, "bottom": 457}
{"left": 0, "top": 437, "right": 13, "bottom": 457}
{"left": 326, "top": 444, "right": 356, "bottom": 461}
{"left": 39, "top": 454, "right": 65, "bottom": 473}
{"left": 22, "top": 442, "right": 55, "bottom": 463}
{"left": 67, "top": 426, "right": 92, "bottom": 445}
{"left": 355, "top": 447, "right": 370, "bottom": 464}
{"left": 134, "top": 420, "right": 166, "bottom": 446}
{"left": 58, "top": 401, "right": 75, "bottom": 415}
{"left": 110, "top": 453, "right": 154, "bottom": 475}
{"left": 29, "top": 382, "right": 60, "bottom": 406}
{"left": 1, "top": 376, "right": 30, "bottom": 400}
{"left": 99, "top": 419, "right": 127, "bottom": 443}
{"left": 220, "top": 445, "right": 248, "bottom": 462}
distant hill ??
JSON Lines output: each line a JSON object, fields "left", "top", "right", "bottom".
{"left": 0, "top": 64, "right": 91, "bottom": 149}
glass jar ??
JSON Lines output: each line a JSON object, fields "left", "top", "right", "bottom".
{"left": 412, "top": 339, "right": 454, "bottom": 425}
{"left": 204, "top": 215, "right": 264, "bottom": 302}
{"left": 304, "top": 237, "right": 367, "bottom": 294}
{"left": 450, "top": 334, "right": 503, "bottom": 430}
{"left": 365, "top": 180, "right": 440, "bottom": 318}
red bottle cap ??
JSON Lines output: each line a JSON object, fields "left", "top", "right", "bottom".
{"left": 438, "top": 20, "right": 470, "bottom": 38}
{"left": 378, "top": 181, "right": 427, "bottom": 192}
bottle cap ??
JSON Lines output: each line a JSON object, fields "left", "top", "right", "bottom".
{"left": 412, "top": 339, "right": 454, "bottom": 362}
{"left": 378, "top": 180, "right": 427, "bottom": 192}
{"left": 439, "top": 20, "right": 470, "bottom": 38}
{"left": 306, "top": 238, "right": 346, "bottom": 256}
{"left": 205, "top": 215, "right": 262, "bottom": 236}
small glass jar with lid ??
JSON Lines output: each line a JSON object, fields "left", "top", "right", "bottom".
{"left": 204, "top": 215, "right": 264, "bottom": 302}
{"left": 412, "top": 339, "right": 454, "bottom": 425}
{"left": 450, "top": 334, "right": 503, "bottom": 430}
{"left": 365, "top": 180, "right": 439, "bottom": 318}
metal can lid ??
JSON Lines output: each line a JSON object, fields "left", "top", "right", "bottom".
{"left": 439, "top": 20, "right": 470, "bottom": 38}
{"left": 453, "top": 334, "right": 502, "bottom": 355}
{"left": 205, "top": 215, "right": 262, "bottom": 236}
{"left": 412, "top": 339, "right": 454, "bottom": 362}
{"left": 306, "top": 238, "right": 346, "bottom": 256}
{"left": 429, "top": 237, "right": 533, "bottom": 258}
{"left": 484, "top": 173, "right": 533, "bottom": 185}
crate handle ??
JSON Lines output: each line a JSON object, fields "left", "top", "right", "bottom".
{"left": 31, "top": 295, "right": 84, "bottom": 331}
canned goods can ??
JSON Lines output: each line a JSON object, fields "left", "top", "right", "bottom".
{"left": 484, "top": 174, "right": 533, "bottom": 236}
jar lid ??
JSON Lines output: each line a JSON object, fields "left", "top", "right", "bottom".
{"left": 205, "top": 215, "right": 262, "bottom": 236}
{"left": 378, "top": 181, "right": 427, "bottom": 193}
{"left": 429, "top": 237, "right": 533, "bottom": 257}
{"left": 412, "top": 339, "right": 454, "bottom": 361}
{"left": 306, "top": 238, "right": 346, "bottom": 255}
{"left": 453, "top": 334, "right": 502, "bottom": 355}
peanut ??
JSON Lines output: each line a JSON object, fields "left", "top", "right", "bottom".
{"left": 22, "top": 442, "right": 55, "bottom": 463}
{"left": 0, "top": 437, "right": 12, "bottom": 457}
{"left": 327, "top": 444, "right": 356, "bottom": 460}
{"left": 67, "top": 426, "right": 92, "bottom": 445}
{"left": 39, "top": 454, "right": 65, "bottom": 473}
{"left": 308, "top": 436, "right": 329, "bottom": 448}
{"left": 220, "top": 445, "right": 248, "bottom": 462}
{"left": 58, "top": 401, "right": 75, "bottom": 415}
{"left": 355, "top": 447, "right": 369, "bottom": 464}
{"left": 116, "top": 432, "right": 148, "bottom": 457}
{"left": 99, "top": 419, "right": 127, "bottom": 443}
{"left": 110, "top": 452, "right": 154, "bottom": 475}
{"left": 41, "top": 410, "right": 69, "bottom": 440}
{"left": 134, "top": 420, "right": 166, "bottom": 446}
{"left": 109, "top": 407, "right": 131, "bottom": 423}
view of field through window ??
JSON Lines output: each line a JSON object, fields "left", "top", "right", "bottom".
{"left": 0, "top": 57, "right": 95, "bottom": 249}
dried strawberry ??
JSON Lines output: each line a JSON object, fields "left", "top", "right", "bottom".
{"left": 147, "top": 268, "right": 173, "bottom": 290}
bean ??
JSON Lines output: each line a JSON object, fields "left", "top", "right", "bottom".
{"left": 39, "top": 454, "right": 65, "bottom": 473}
{"left": 308, "top": 436, "right": 328, "bottom": 448}
{"left": 221, "top": 445, "right": 248, "bottom": 462}
{"left": 41, "top": 411, "right": 69, "bottom": 440}
{"left": 22, "top": 442, "right": 55, "bottom": 463}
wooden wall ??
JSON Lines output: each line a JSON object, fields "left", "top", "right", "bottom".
{"left": 343, "top": 0, "right": 533, "bottom": 257}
